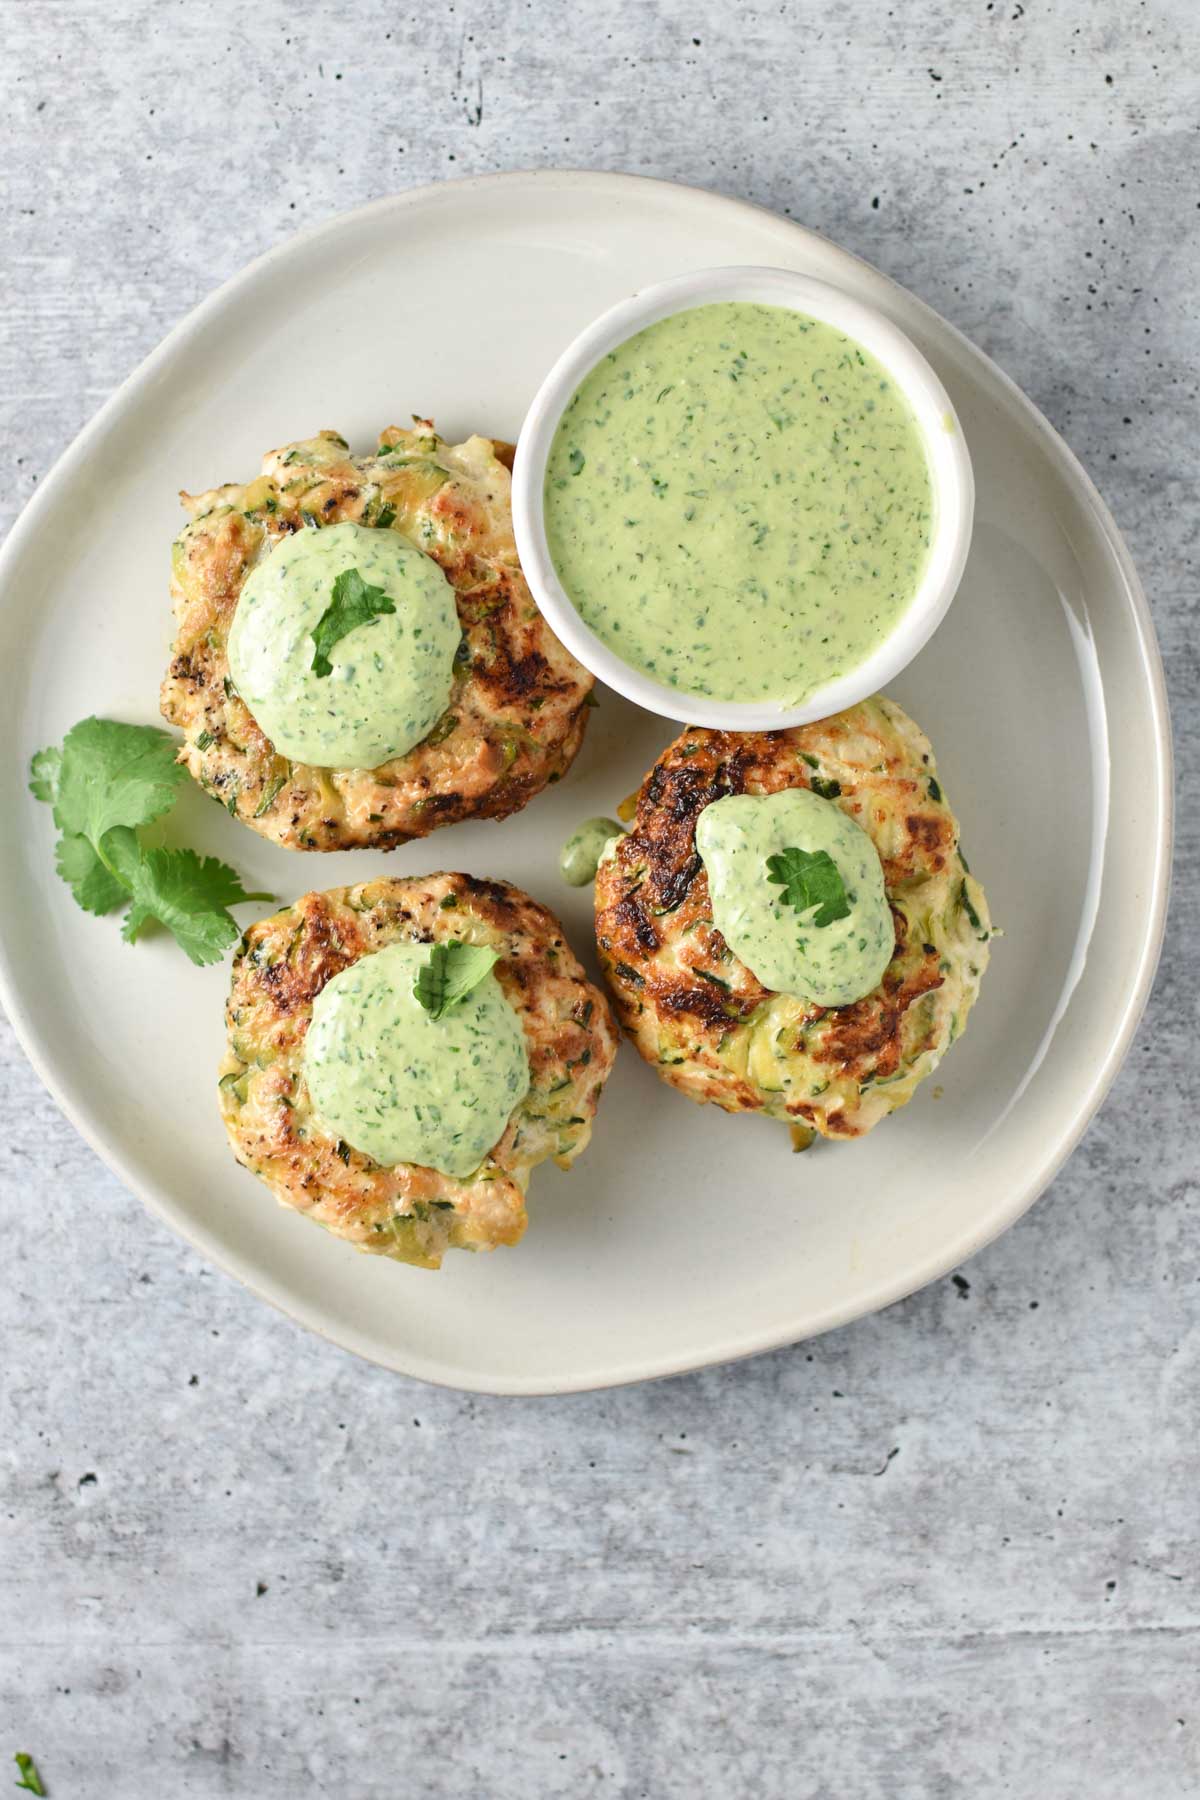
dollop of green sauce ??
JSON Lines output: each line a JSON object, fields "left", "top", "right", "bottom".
{"left": 227, "top": 520, "right": 459, "bottom": 768}
{"left": 303, "top": 942, "right": 530, "bottom": 1179}
{"left": 544, "top": 301, "right": 932, "bottom": 705}
{"left": 559, "top": 816, "right": 624, "bottom": 886}
{"left": 695, "top": 790, "right": 894, "bottom": 1008}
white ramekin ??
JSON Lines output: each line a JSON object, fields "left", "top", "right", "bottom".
{"left": 512, "top": 265, "right": 974, "bottom": 730}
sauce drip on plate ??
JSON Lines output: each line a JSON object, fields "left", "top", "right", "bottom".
{"left": 559, "top": 816, "right": 624, "bottom": 886}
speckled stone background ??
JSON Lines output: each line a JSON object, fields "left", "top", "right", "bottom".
{"left": 1, "top": 2, "right": 1196, "bottom": 1795}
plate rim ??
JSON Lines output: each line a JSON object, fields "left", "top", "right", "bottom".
{"left": 0, "top": 169, "right": 1174, "bottom": 1394}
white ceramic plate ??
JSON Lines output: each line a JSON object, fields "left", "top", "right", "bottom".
{"left": 0, "top": 172, "right": 1171, "bottom": 1394}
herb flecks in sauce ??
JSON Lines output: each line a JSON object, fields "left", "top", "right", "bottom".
{"left": 695, "top": 790, "right": 894, "bottom": 1008}
{"left": 559, "top": 816, "right": 625, "bottom": 887}
{"left": 304, "top": 942, "right": 530, "bottom": 1180}
{"left": 228, "top": 520, "right": 458, "bottom": 768}
{"left": 544, "top": 302, "right": 933, "bottom": 704}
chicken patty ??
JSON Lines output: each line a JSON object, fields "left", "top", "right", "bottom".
{"left": 594, "top": 698, "right": 991, "bottom": 1140}
{"left": 162, "top": 424, "right": 594, "bottom": 850}
{"left": 220, "top": 873, "right": 618, "bottom": 1269}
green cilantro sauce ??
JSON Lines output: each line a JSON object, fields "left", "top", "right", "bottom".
{"left": 303, "top": 942, "right": 530, "bottom": 1179}
{"left": 559, "top": 816, "right": 624, "bottom": 886}
{"left": 695, "top": 791, "right": 894, "bottom": 1008}
{"left": 544, "top": 302, "right": 933, "bottom": 705}
{"left": 227, "top": 520, "right": 459, "bottom": 768}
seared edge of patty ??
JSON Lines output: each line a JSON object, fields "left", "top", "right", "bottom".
{"left": 162, "top": 425, "right": 593, "bottom": 851}
{"left": 594, "top": 698, "right": 991, "bottom": 1139}
{"left": 220, "top": 873, "right": 618, "bottom": 1268}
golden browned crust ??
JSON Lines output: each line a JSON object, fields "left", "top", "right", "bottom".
{"left": 220, "top": 873, "right": 619, "bottom": 1269}
{"left": 594, "top": 697, "right": 991, "bottom": 1140}
{"left": 162, "top": 425, "right": 594, "bottom": 850}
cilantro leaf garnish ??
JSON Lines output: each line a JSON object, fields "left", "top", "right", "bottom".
{"left": 105, "top": 829, "right": 272, "bottom": 965}
{"left": 54, "top": 831, "right": 128, "bottom": 916}
{"left": 766, "top": 846, "right": 852, "bottom": 928}
{"left": 13, "top": 1752, "right": 46, "bottom": 1795}
{"left": 310, "top": 567, "right": 397, "bottom": 677}
{"left": 413, "top": 941, "right": 499, "bottom": 1020}
{"left": 27, "top": 747, "right": 61, "bottom": 805}
{"left": 29, "top": 717, "right": 272, "bottom": 965}
{"left": 39, "top": 716, "right": 184, "bottom": 842}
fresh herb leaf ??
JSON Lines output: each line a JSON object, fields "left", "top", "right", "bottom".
{"left": 48, "top": 717, "right": 184, "bottom": 844}
{"left": 310, "top": 567, "right": 397, "bottom": 677}
{"left": 54, "top": 832, "right": 127, "bottom": 915}
{"left": 766, "top": 845, "right": 852, "bottom": 928}
{"left": 13, "top": 1753, "right": 45, "bottom": 1796}
{"left": 375, "top": 504, "right": 397, "bottom": 529}
{"left": 413, "top": 941, "right": 499, "bottom": 1020}
{"left": 105, "top": 829, "right": 272, "bottom": 967}
{"left": 30, "top": 717, "right": 272, "bottom": 963}
{"left": 28, "top": 747, "right": 61, "bottom": 805}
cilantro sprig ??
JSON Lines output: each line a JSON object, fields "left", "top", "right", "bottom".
{"left": 766, "top": 845, "right": 852, "bottom": 928}
{"left": 13, "top": 1753, "right": 45, "bottom": 1795}
{"left": 413, "top": 942, "right": 499, "bottom": 1020}
{"left": 310, "top": 567, "right": 397, "bottom": 676}
{"left": 30, "top": 718, "right": 271, "bottom": 966}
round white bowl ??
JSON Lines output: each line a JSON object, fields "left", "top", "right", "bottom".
{"left": 512, "top": 264, "right": 975, "bottom": 730}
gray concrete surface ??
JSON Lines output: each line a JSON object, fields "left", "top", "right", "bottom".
{"left": 2, "top": 2, "right": 1197, "bottom": 1795}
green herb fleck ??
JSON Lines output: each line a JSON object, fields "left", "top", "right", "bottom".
{"left": 254, "top": 772, "right": 288, "bottom": 817}
{"left": 568, "top": 448, "right": 585, "bottom": 476}
{"left": 959, "top": 880, "right": 988, "bottom": 939}
{"left": 810, "top": 776, "right": 842, "bottom": 800}
{"left": 13, "top": 1752, "right": 45, "bottom": 1795}
{"left": 422, "top": 709, "right": 458, "bottom": 747}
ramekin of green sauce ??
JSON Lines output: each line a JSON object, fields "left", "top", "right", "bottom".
{"left": 512, "top": 267, "right": 973, "bottom": 730}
